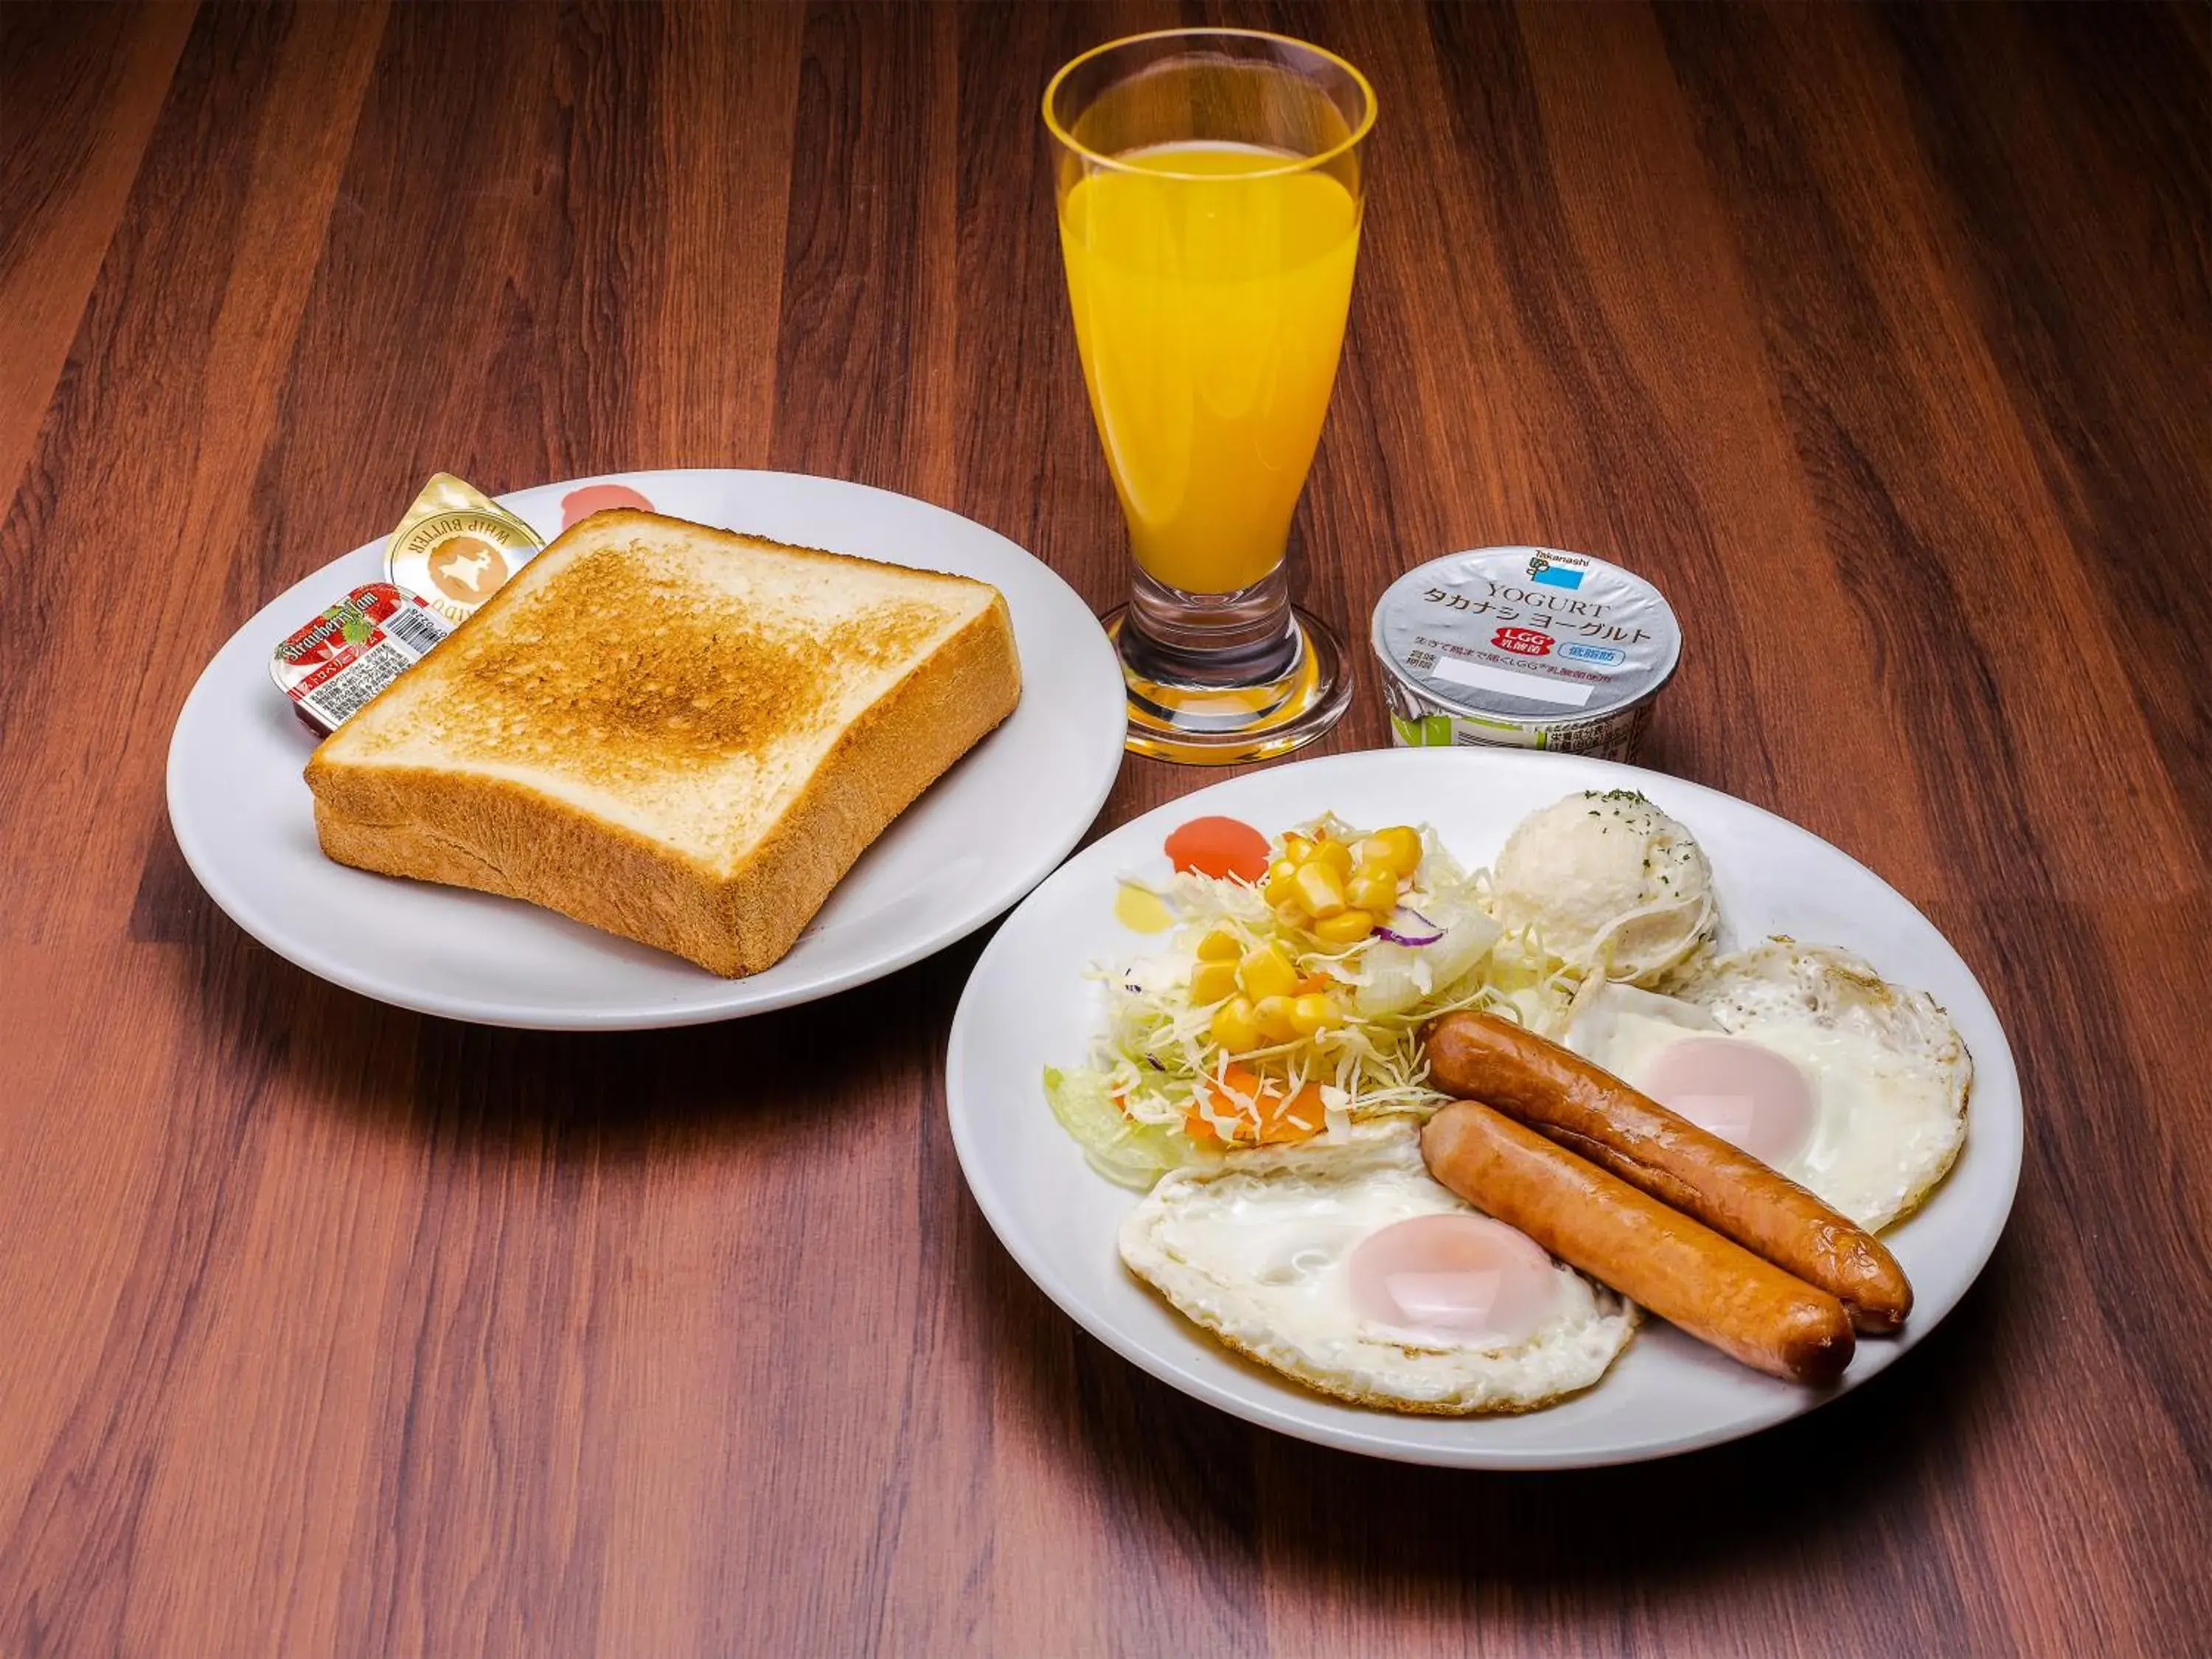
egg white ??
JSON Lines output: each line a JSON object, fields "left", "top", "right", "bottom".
{"left": 1119, "top": 1121, "right": 1638, "bottom": 1415}
{"left": 1571, "top": 941, "right": 1970, "bottom": 1231}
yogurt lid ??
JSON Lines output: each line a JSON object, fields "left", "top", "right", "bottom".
{"left": 1371, "top": 546, "right": 1681, "bottom": 723}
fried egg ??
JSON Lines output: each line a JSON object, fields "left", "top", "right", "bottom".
{"left": 1119, "top": 1121, "right": 1638, "bottom": 1414}
{"left": 1567, "top": 941, "right": 1970, "bottom": 1231}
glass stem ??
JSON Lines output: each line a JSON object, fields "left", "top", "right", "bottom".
{"left": 1119, "top": 563, "right": 1302, "bottom": 689}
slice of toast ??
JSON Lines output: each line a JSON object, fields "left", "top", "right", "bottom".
{"left": 304, "top": 508, "right": 1022, "bottom": 975}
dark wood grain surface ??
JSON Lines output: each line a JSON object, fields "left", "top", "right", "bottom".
{"left": 4, "top": 3, "right": 2208, "bottom": 1654}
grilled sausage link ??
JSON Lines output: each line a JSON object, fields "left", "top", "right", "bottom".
{"left": 1421, "top": 1102, "right": 1855, "bottom": 1385}
{"left": 1425, "top": 1011, "right": 1911, "bottom": 1333}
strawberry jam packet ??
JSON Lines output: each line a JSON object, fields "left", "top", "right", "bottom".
{"left": 269, "top": 581, "right": 452, "bottom": 736}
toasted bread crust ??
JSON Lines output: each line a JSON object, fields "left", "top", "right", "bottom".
{"left": 303, "top": 518, "right": 1021, "bottom": 975}
{"left": 715, "top": 592, "right": 1019, "bottom": 971}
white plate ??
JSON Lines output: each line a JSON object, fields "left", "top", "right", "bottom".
{"left": 945, "top": 747, "right": 2023, "bottom": 1469}
{"left": 167, "top": 469, "right": 1127, "bottom": 1029}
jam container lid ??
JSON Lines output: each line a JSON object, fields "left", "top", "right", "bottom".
{"left": 1371, "top": 546, "right": 1681, "bottom": 735}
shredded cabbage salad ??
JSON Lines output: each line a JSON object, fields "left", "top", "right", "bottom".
{"left": 1047, "top": 815, "right": 1582, "bottom": 1190}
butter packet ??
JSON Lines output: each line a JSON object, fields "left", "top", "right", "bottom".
{"left": 383, "top": 473, "right": 545, "bottom": 625}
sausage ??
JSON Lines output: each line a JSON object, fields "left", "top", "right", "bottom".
{"left": 1425, "top": 1011, "right": 1912, "bottom": 1333}
{"left": 1421, "top": 1102, "right": 1855, "bottom": 1385}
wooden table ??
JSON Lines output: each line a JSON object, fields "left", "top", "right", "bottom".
{"left": 5, "top": 3, "right": 2206, "bottom": 1653}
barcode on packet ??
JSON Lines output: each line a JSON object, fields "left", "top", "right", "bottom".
{"left": 304, "top": 641, "right": 414, "bottom": 727}
{"left": 384, "top": 605, "right": 449, "bottom": 653}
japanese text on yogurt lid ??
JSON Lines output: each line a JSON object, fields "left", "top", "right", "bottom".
{"left": 1371, "top": 547, "right": 1681, "bottom": 758}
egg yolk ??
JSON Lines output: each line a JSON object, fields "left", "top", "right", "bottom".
{"left": 1164, "top": 816, "right": 1272, "bottom": 885}
{"left": 1346, "top": 1214, "right": 1559, "bottom": 1346}
{"left": 1638, "top": 1034, "right": 1816, "bottom": 1168}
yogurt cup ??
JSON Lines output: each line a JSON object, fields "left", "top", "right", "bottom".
{"left": 1370, "top": 546, "right": 1681, "bottom": 762}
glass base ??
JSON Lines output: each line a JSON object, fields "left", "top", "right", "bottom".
{"left": 1107, "top": 604, "right": 1352, "bottom": 765}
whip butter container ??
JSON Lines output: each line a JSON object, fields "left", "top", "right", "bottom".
{"left": 1371, "top": 546, "right": 1681, "bottom": 762}
{"left": 384, "top": 473, "right": 545, "bottom": 627}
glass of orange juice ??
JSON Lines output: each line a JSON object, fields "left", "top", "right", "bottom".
{"left": 1046, "top": 29, "right": 1375, "bottom": 763}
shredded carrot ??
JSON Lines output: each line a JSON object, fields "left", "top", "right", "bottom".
{"left": 1183, "top": 1063, "right": 1326, "bottom": 1147}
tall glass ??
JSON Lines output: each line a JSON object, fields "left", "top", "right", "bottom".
{"left": 1046, "top": 29, "right": 1375, "bottom": 762}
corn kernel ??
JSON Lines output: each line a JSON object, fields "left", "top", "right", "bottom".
{"left": 1237, "top": 943, "right": 1298, "bottom": 1001}
{"left": 1191, "top": 961, "right": 1239, "bottom": 1004}
{"left": 1310, "top": 837, "right": 1354, "bottom": 878}
{"left": 1293, "top": 860, "right": 1347, "bottom": 919}
{"left": 1209, "top": 995, "right": 1262, "bottom": 1053}
{"left": 1288, "top": 992, "right": 1343, "bottom": 1037}
{"left": 1272, "top": 900, "right": 1309, "bottom": 931}
{"left": 1374, "top": 825, "right": 1424, "bottom": 879}
{"left": 1253, "top": 995, "right": 1299, "bottom": 1045}
{"left": 1346, "top": 863, "right": 1399, "bottom": 915}
{"left": 1196, "top": 928, "right": 1243, "bottom": 962}
{"left": 1280, "top": 832, "right": 1314, "bottom": 864}
{"left": 1312, "top": 908, "right": 1377, "bottom": 946}
{"left": 1261, "top": 858, "right": 1301, "bottom": 908}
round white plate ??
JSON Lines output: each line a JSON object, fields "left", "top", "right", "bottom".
{"left": 945, "top": 747, "right": 2023, "bottom": 1469}
{"left": 168, "top": 469, "right": 1127, "bottom": 1029}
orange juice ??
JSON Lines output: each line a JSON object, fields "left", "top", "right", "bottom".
{"left": 1058, "top": 142, "right": 1361, "bottom": 595}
